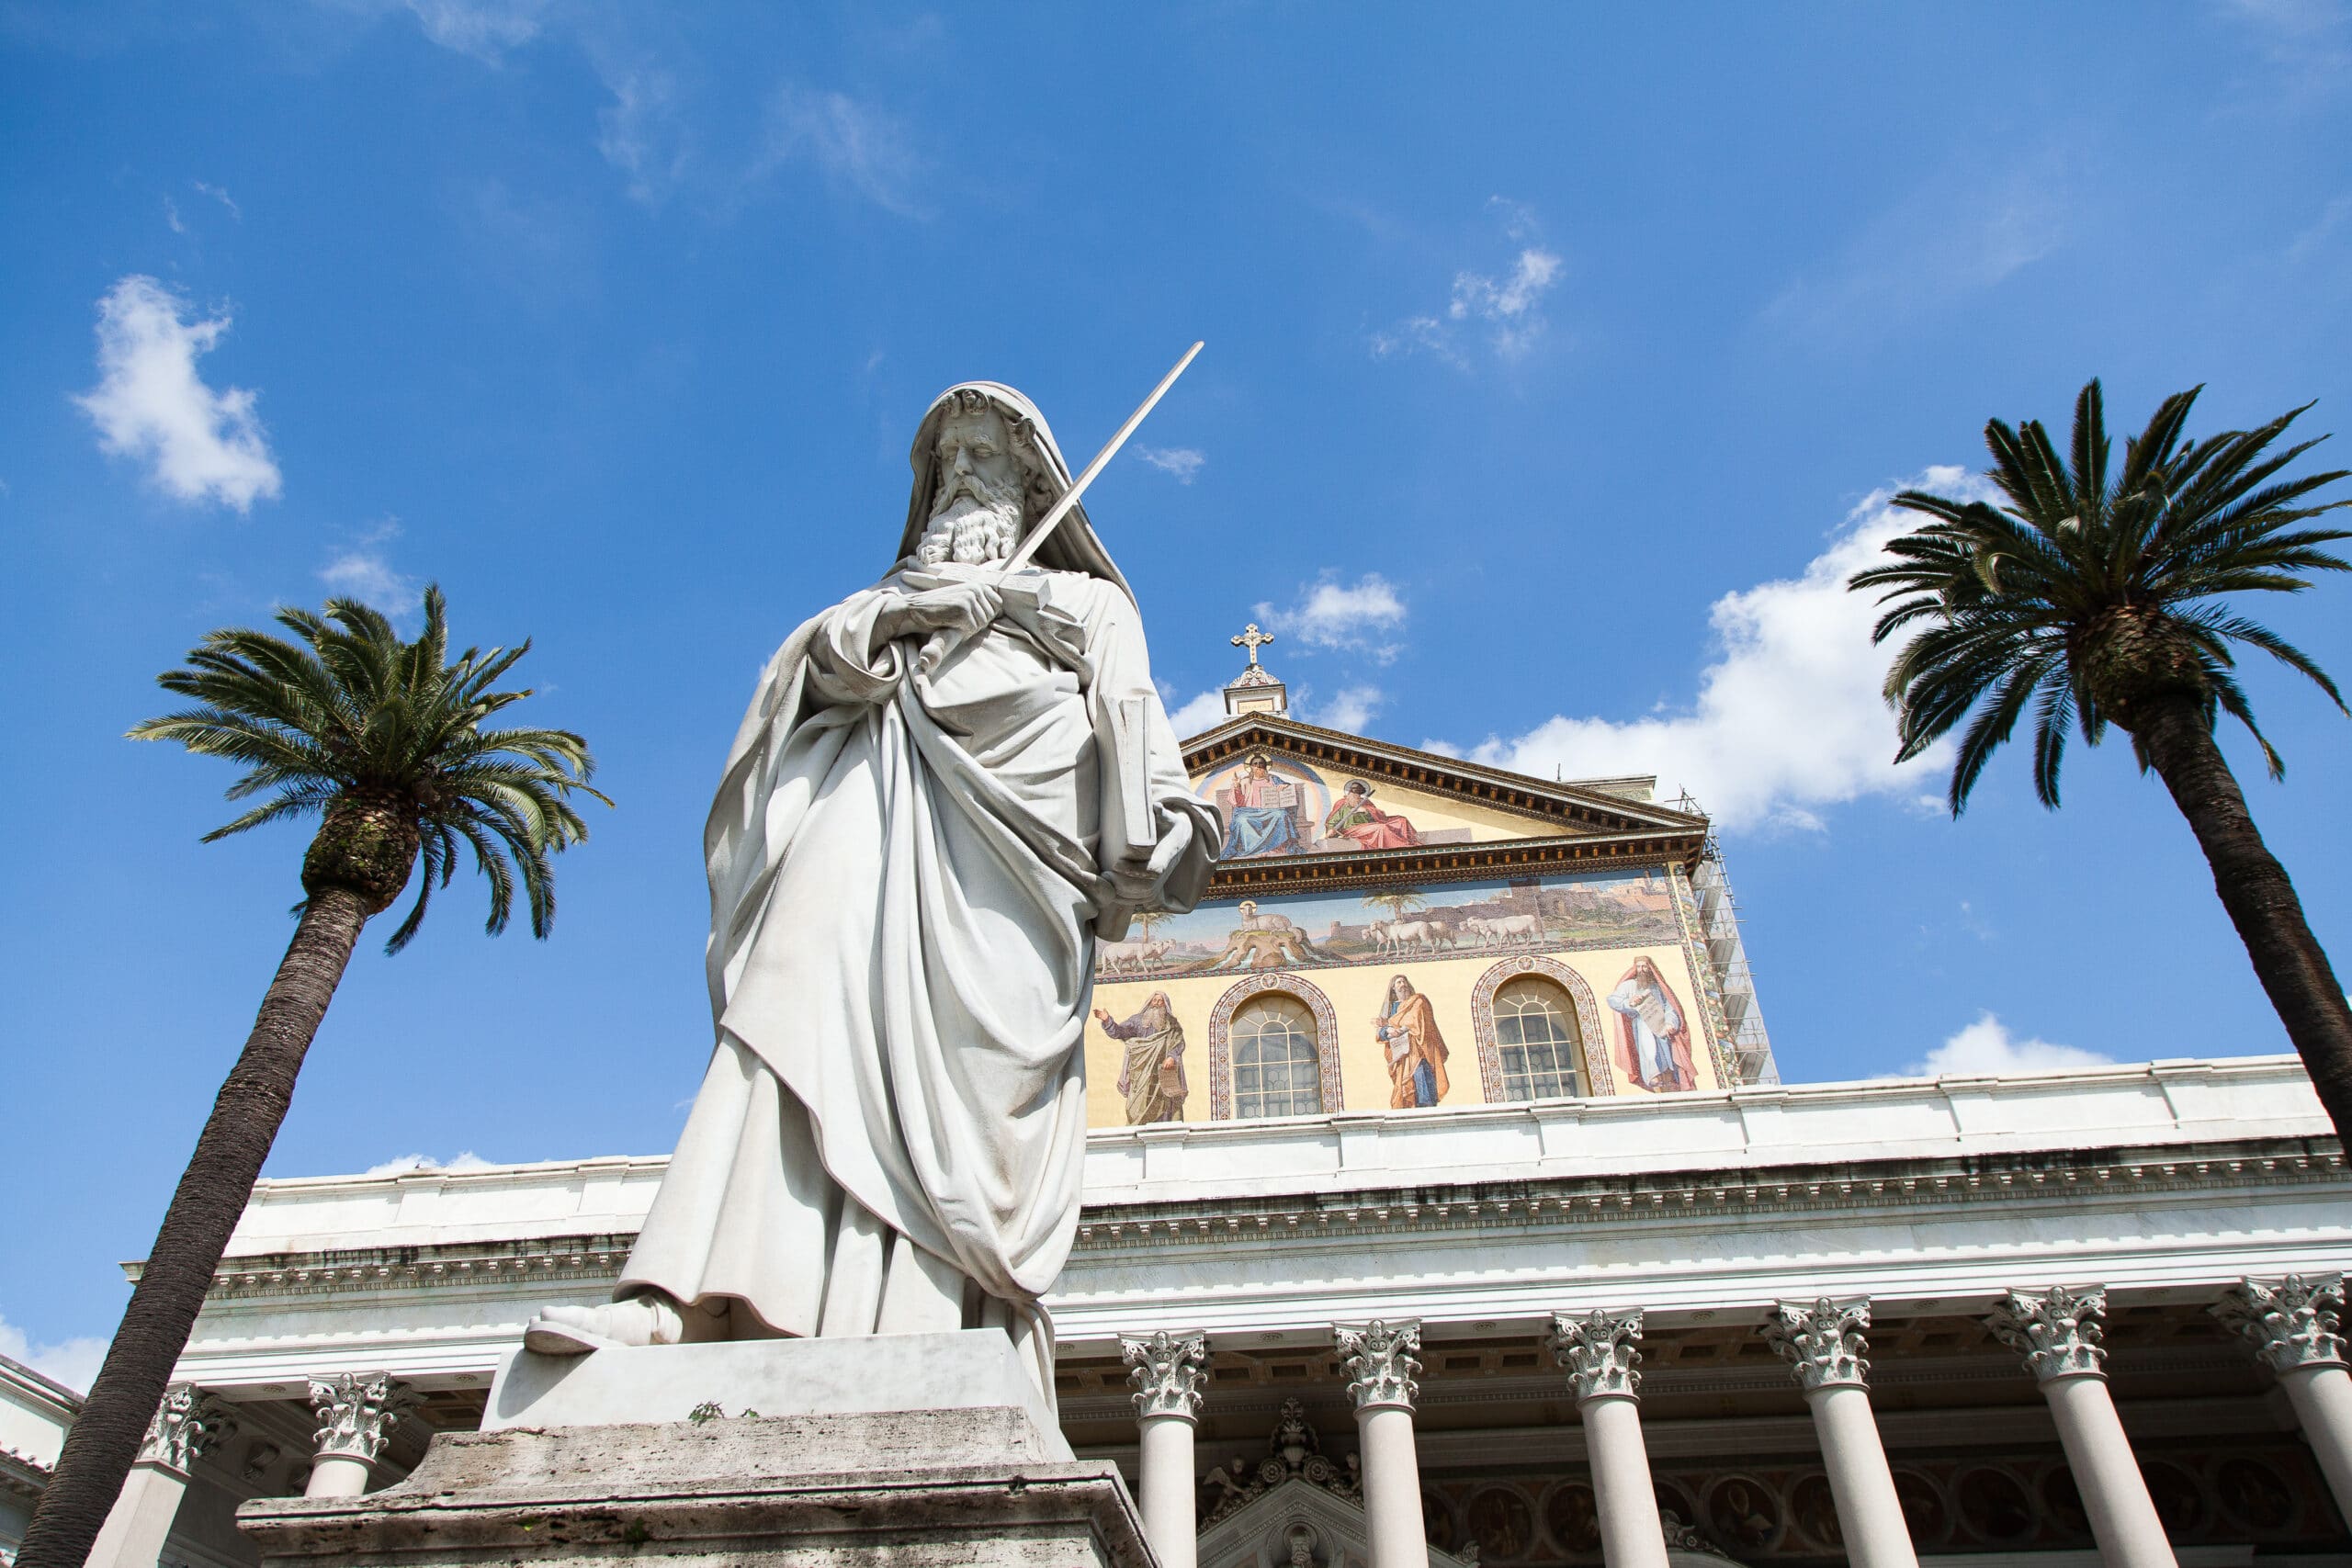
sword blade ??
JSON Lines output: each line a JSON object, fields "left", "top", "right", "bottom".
{"left": 1003, "top": 340, "right": 1204, "bottom": 572}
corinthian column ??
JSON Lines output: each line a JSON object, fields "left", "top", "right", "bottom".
{"left": 1987, "top": 1287, "right": 2176, "bottom": 1568}
{"left": 1122, "top": 1330, "right": 1209, "bottom": 1568}
{"left": 2213, "top": 1274, "right": 2352, "bottom": 1517}
{"left": 304, "top": 1372, "right": 415, "bottom": 1497}
{"left": 1335, "top": 1320, "right": 1427, "bottom": 1568}
{"left": 1766, "top": 1300, "right": 1917, "bottom": 1568}
{"left": 1550, "top": 1311, "right": 1667, "bottom": 1568}
{"left": 87, "top": 1384, "right": 238, "bottom": 1568}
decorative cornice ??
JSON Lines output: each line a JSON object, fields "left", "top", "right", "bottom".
{"left": 308, "top": 1372, "right": 413, "bottom": 1462}
{"left": 1069, "top": 1140, "right": 2347, "bottom": 1254}
{"left": 1121, "top": 1331, "right": 1209, "bottom": 1421}
{"left": 2213, "top": 1272, "right": 2347, "bottom": 1372}
{"left": 140, "top": 1383, "right": 237, "bottom": 1474}
{"left": 1765, "top": 1298, "right": 1871, "bottom": 1391}
{"left": 1987, "top": 1285, "right": 2108, "bottom": 1382}
{"left": 1204, "top": 830, "right": 1704, "bottom": 897}
{"left": 1334, "top": 1320, "right": 1420, "bottom": 1412}
{"left": 1550, "top": 1309, "right": 1643, "bottom": 1403}
{"left": 1182, "top": 717, "right": 1706, "bottom": 839}
{"left": 182, "top": 1139, "right": 2346, "bottom": 1308}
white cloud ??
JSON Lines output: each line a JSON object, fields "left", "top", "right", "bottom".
{"left": 399, "top": 0, "right": 546, "bottom": 62}
{"left": 1764, "top": 161, "right": 2068, "bottom": 346}
{"left": 1135, "top": 446, "right": 1205, "bottom": 484}
{"left": 1306, "top": 685, "right": 1385, "bottom": 732}
{"left": 319, "top": 551, "right": 420, "bottom": 612}
{"left": 1374, "top": 200, "right": 1564, "bottom": 366}
{"left": 1257, "top": 574, "right": 1408, "bottom": 663}
{"left": 0, "top": 1313, "right": 107, "bottom": 1396}
{"left": 194, "top": 181, "right": 241, "bottom": 220}
{"left": 597, "top": 67, "right": 690, "bottom": 206}
{"left": 75, "top": 276, "right": 283, "bottom": 513}
{"left": 762, "top": 85, "right": 922, "bottom": 217}
{"left": 362, "top": 1152, "right": 496, "bottom": 1178}
{"left": 163, "top": 196, "right": 185, "bottom": 234}
{"left": 1447, "top": 247, "right": 1563, "bottom": 358}
{"left": 1900, "top": 1012, "right": 2114, "bottom": 1077}
{"left": 1440, "top": 471, "right": 1979, "bottom": 832}
{"left": 1165, "top": 687, "right": 1228, "bottom": 738}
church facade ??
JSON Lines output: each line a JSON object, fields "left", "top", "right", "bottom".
{"left": 33, "top": 639, "right": 2352, "bottom": 1568}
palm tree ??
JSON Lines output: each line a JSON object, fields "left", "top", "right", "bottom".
{"left": 17, "top": 588, "right": 606, "bottom": 1568}
{"left": 1362, "top": 888, "right": 1429, "bottom": 924}
{"left": 1849, "top": 380, "right": 2352, "bottom": 1152}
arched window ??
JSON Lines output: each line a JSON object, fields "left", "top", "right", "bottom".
{"left": 1229, "top": 994, "right": 1323, "bottom": 1119}
{"left": 1491, "top": 977, "right": 1586, "bottom": 1100}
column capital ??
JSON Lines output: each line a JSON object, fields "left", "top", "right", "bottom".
{"left": 1122, "top": 1330, "right": 1211, "bottom": 1421}
{"left": 138, "top": 1383, "right": 238, "bottom": 1474}
{"left": 1333, "top": 1319, "right": 1421, "bottom": 1412}
{"left": 309, "top": 1371, "right": 416, "bottom": 1463}
{"left": 2213, "top": 1273, "right": 2348, "bottom": 1373}
{"left": 1987, "top": 1284, "right": 2108, "bottom": 1382}
{"left": 1766, "top": 1297, "right": 1871, "bottom": 1391}
{"left": 1548, "top": 1309, "right": 1644, "bottom": 1403}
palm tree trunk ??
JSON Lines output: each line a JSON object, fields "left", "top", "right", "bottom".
{"left": 2134, "top": 694, "right": 2352, "bottom": 1157}
{"left": 16, "top": 886, "right": 371, "bottom": 1568}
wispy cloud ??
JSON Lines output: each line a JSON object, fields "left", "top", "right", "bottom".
{"left": 760, "top": 85, "right": 924, "bottom": 217}
{"left": 1134, "top": 446, "right": 1205, "bottom": 484}
{"left": 1763, "top": 160, "right": 2070, "bottom": 347}
{"left": 395, "top": 0, "right": 546, "bottom": 62}
{"left": 193, "top": 181, "right": 241, "bottom": 220}
{"left": 1256, "top": 573, "right": 1408, "bottom": 664}
{"left": 362, "top": 1151, "right": 496, "bottom": 1178}
{"left": 1374, "top": 198, "right": 1564, "bottom": 367}
{"left": 75, "top": 276, "right": 282, "bottom": 513}
{"left": 597, "top": 66, "right": 691, "bottom": 207}
{"left": 1897, "top": 1012, "right": 2114, "bottom": 1077}
{"left": 0, "top": 1312, "right": 107, "bottom": 1396}
{"left": 319, "top": 519, "right": 421, "bottom": 612}
{"left": 2216, "top": 0, "right": 2352, "bottom": 96}
{"left": 1437, "top": 473, "right": 1975, "bottom": 832}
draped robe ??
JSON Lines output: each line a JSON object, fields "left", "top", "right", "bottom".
{"left": 617, "top": 414, "right": 1216, "bottom": 1396}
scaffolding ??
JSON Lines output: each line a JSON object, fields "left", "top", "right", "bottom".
{"left": 1676, "top": 793, "right": 1781, "bottom": 1086}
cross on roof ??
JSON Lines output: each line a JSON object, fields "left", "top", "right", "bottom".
{"left": 1231, "top": 623, "right": 1275, "bottom": 669}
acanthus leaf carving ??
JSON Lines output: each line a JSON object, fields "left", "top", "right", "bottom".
{"left": 1122, "top": 1329, "right": 1210, "bottom": 1420}
{"left": 138, "top": 1383, "right": 238, "bottom": 1473}
{"left": 1549, "top": 1309, "right": 1644, "bottom": 1403}
{"left": 1766, "top": 1297, "right": 1871, "bottom": 1390}
{"left": 1987, "top": 1284, "right": 2108, "bottom": 1382}
{"left": 308, "top": 1371, "right": 416, "bottom": 1462}
{"left": 2213, "top": 1273, "right": 2348, "bottom": 1373}
{"left": 1334, "top": 1319, "right": 1420, "bottom": 1412}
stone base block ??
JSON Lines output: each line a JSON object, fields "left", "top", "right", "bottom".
{"left": 481, "top": 1330, "right": 1069, "bottom": 1460}
{"left": 240, "top": 1337, "right": 1148, "bottom": 1567}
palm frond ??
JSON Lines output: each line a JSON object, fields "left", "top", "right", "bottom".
{"left": 133, "top": 581, "right": 609, "bottom": 955}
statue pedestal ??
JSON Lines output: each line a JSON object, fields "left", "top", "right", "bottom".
{"left": 238, "top": 1335, "right": 1150, "bottom": 1568}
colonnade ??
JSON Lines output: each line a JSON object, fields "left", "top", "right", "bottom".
{"left": 87, "top": 1371, "right": 416, "bottom": 1568}
{"left": 1118, "top": 1272, "right": 2352, "bottom": 1568}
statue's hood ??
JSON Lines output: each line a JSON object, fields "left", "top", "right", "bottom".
{"left": 898, "top": 380, "right": 1135, "bottom": 603}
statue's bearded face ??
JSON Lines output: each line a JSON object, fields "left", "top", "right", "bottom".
{"left": 920, "top": 404, "right": 1025, "bottom": 566}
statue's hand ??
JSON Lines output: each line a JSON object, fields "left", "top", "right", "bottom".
{"left": 898, "top": 581, "right": 1004, "bottom": 640}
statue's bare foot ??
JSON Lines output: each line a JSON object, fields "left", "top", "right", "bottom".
{"left": 524, "top": 1293, "right": 684, "bottom": 1355}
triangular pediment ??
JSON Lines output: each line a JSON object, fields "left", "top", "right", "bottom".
{"left": 1195, "top": 1474, "right": 1475, "bottom": 1568}
{"left": 1182, "top": 715, "right": 1710, "bottom": 885}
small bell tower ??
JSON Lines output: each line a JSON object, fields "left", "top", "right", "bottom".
{"left": 1223, "top": 623, "right": 1288, "bottom": 717}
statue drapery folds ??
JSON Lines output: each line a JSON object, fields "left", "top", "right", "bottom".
{"left": 529, "top": 383, "right": 1216, "bottom": 1397}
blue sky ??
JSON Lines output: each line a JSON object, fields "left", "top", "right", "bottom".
{"left": 6, "top": 2, "right": 2352, "bottom": 1384}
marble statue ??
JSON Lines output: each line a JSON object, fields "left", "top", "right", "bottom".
{"left": 526, "top": 382, "right": 1218, "bottom": 1395}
